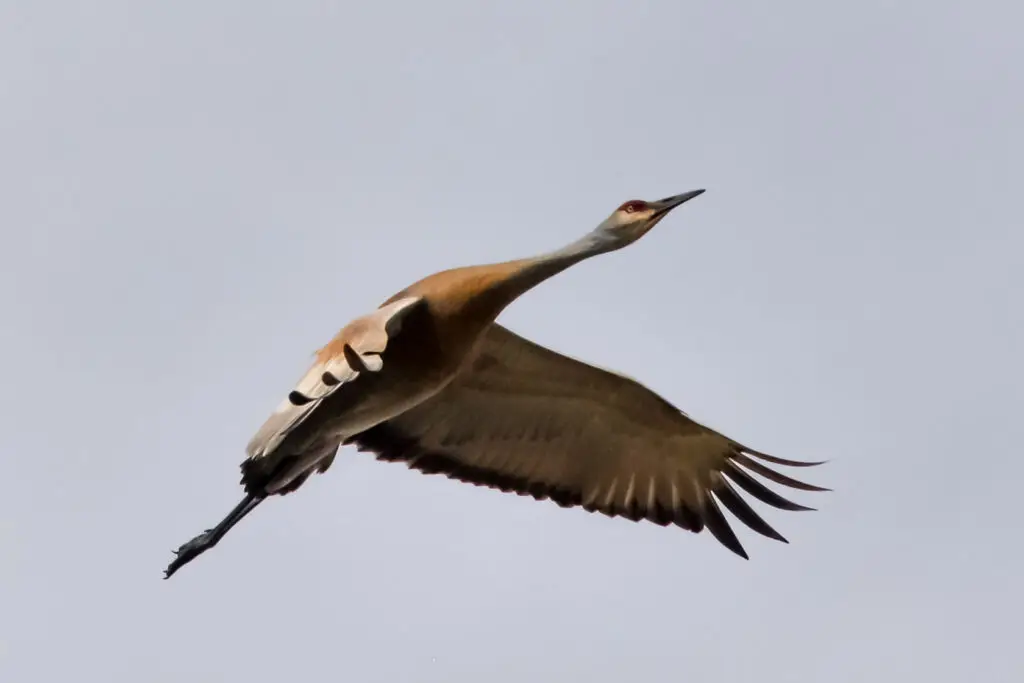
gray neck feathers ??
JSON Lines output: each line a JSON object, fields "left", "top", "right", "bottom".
{"left": 543, "top": 228, "right": 619, "bottom": 263}
{"left": 499, "top": 228, "right": 619, "bottom": 297}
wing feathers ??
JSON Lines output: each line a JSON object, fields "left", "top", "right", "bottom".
{"left": 739, "top": 446, "right": 827, "bottom": 468}
{"left": 721, "top": 461, "right": 815, "bottom": 512}
{"left": 349, "top": 323, "right": 827, "bottom": 558}
{"left": 733, "top": 453, "right": 831, "bottom": 492}
{"left": 713, "top": 476, "right": 788, "bottom": 543}
{"left": 700, "top": 493, "right": 749, "bottom": 559}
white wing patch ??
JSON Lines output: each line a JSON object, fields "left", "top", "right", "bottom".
{"left": 245, "top": 296, "right": 423, "bottom": 461}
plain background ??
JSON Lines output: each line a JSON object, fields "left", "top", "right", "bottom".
{"left": 2, "top": 1, "right": 1022, "bottom": 681}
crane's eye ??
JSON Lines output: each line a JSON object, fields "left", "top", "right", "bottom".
{"left": 619, "top": 200, "right": 646, "bottom": 214}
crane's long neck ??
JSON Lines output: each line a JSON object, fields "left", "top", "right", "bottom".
{"left": 468, "top": 229, "right": 619, "bottom": 320}
{"left": 519, "top": 229, "right": 619, "bottom": 283}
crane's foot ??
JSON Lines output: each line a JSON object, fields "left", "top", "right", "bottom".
{"left": 164, "top": 529, "right": 216, "bottom": 579}
{"left": 162, "top": 493, "right": 265, "bottom": 580}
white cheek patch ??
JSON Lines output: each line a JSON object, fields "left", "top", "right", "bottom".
{"left": 613, "top": 209, "right": 655, "bottom": 226}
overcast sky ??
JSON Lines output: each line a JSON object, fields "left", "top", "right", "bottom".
{"left": 2, "top": 1, "right": 1022, "bottom": 681}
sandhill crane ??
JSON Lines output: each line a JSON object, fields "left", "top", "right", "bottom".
{"left": 164, "top": 189, "right": 827, "bottom": 579}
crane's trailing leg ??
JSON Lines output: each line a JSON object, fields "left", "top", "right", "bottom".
{"left": 164, "top": 493, "right": 264, "bottom": 579}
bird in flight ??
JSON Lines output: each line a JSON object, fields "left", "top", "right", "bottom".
{"left": 164, "top": 189, "right": 827, "bottom": 579}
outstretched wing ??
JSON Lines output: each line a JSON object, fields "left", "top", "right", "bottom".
{"left": 350, "top": 323, "right": 827, "bottom": 558}
{"left": 241, "top": 296, "right": 424, "bottom": 493}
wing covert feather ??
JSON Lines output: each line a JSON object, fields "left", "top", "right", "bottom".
{"left": 245, "top": 296, "right": 424, "bottom": 462}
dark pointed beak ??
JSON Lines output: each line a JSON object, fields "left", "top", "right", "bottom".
{"left": 652, "top": 189, "right": 705, "bottom": 216}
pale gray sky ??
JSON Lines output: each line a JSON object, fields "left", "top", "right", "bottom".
{"left": 2, "top": 1, "right": 1022, "bottom": 681}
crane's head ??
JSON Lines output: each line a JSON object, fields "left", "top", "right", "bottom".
{"left": 595, "top": 189, "right": 705, "bottom": 247}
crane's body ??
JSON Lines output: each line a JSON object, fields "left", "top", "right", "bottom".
{"left": 164, "top": 190, "right": 827, "bottom": 579}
